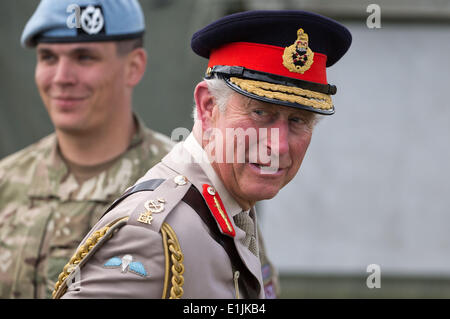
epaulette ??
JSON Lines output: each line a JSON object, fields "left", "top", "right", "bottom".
{"left": 126, "top": 175, "right": 192, "bottom": 234}
{"left": 52, "top": 175, "right": 192, "bottom": 299}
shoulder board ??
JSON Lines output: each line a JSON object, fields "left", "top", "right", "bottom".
{"left": 102, "top": 178, "right": 166, "bottom": 218}
{"left": 126, "top": 175, "right": 192, "bottom": 233}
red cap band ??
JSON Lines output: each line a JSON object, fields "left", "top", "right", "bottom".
{"left": 208, "top": 42, "right": 328, "bottom": 85}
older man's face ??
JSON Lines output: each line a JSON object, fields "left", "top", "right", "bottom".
{"left": 35, "top": 42, "right": 128, "bottom": 134}
{"left": 209, "top": 92, "right": 315, "bottom": 209}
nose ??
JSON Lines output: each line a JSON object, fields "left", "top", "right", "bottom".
{"left": 267, "top": 118, "right": 290, "bottom": 157}
{"left": 52, "top": 58, "right": 77, "bottom": 86}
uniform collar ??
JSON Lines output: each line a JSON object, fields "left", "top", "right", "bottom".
{"left": 129, "top": 114, "right": 146, "bottom": 149}
{"left": 28, "top": 114, "right": 147, "bottom": 202}
{"left": 181, "top": 133, "right": 245, "bottom": 218}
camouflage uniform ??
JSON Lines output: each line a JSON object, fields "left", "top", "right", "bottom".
{"left": 0, "top": 116, "right": 174, "bottom": 298}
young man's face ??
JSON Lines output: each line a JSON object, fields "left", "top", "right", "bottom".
{"left": 208, "top": 92, "right": 316, "bottom": 209}
{"left": 35, "top": 41, "right": 128, "bottom": 135}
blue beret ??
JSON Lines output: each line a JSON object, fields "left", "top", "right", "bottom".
{"left": 191, "top": 10, "right": 352, "bottom": 115}
{"left": 21, "top": 0, "right": 145, "bottom": 48}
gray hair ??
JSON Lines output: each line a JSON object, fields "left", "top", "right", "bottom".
{"left": 192, "top": 78, "right": 234, "bottom": 121}
{"left": 192, "top": 77, "right": 320, "bottom": 129}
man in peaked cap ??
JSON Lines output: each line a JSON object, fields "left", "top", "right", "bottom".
{"left": 0, "top": 0, "right": 174, "bottom": 298}
{"left": 53, "top": 10, "right": 351, "bottom": 299}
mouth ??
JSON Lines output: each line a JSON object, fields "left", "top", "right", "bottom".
{"left": 51, "top": 96, "right": 86, "bottom": 109}
{"left": 248, "top": 162, "right": 286, "bottom": 176}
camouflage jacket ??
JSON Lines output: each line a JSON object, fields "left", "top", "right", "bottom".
{"left": 0, "top": 116, "right": 174, "bottom": 298}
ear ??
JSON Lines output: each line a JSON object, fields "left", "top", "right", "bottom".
{"left": 194, "top": 81, "right": 217, "bottom": 131}
{"left": 125, "top": 48, "right": 147, "bottom": 87}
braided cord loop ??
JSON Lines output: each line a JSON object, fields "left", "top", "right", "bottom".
{"left": 161, "top": 222, "right": 185, "bottom": 299}
{"left": 52, "top": 216, "right": 128, "bottom": 299}
{"left": 230, "top": 77, "right": 332, "bottom": 110}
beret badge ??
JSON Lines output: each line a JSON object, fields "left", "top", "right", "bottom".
{"left": 282, "top": 28, "right": 314, "bottom": 74}
{"left": 79, "top": 5, "right": 105, "bottom": 35}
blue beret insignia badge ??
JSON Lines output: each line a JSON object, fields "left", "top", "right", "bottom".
{"left": 80, "top": 5, "right": 105, "bottom": 35}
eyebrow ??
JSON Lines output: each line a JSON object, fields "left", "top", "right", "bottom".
{"left": 245, "top": 95, "right": 315, "bottom": 119}
{"left": 36, "top": 47, "right": 53, "bottom": 55}
{"left": 71, "top": 47, "right": 101, "bottom": 55}
{"left": 37, "top": 46, "right": 101, "bottom": 56}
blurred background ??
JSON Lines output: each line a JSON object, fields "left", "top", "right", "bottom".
{"left": 1, "top": 0, "right": 450, "bottom": 298}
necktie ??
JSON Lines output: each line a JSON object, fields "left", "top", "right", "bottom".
{"left": 233, "top": 210, "right": 258, "bottom": 257}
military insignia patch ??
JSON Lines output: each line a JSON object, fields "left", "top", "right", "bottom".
{"left": 137, "top": 198, "right": 165, "bottom": 225}
{"left": 202, "top": 184, "right": 235, "bottom": 237}
{"left": 282, "top": 28, "right": 314, "bottom": 74}
{"left": 104, "top": 254, "right": 148, "bottom": 277}
{"left": 79, "top": 5, "right": 105, "bottom": 35}
{"left": 145, "top": 198, "right": 165, "bottom": 213}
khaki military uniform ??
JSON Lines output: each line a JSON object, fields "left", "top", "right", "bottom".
{"left": 56, "top": 134, "right": 278, "bottom": 299}
{"left": 0, "top": 116, "right": 174, "bottom": 298}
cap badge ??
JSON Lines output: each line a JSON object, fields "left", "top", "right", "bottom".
{"left": 80, "top": 5, "right": 105, "bottom": 35}
{"left": 282, "top": 28, "right": 314, "bottom": 74}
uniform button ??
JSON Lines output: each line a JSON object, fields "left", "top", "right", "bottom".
{"left": 207, "top": 186, "right": 216, "bottom": 195}
{"left": 174, "top": 175, "right": 188, "bottom": 186}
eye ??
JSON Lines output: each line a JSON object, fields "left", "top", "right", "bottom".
{"left": 77, "top": 54, "right": 95, "bottom": 62}
{"left": 252, "top": 109, "right": 266, "bottom": 116}
{"left": 289, "top": 115, "right": 315, "bottom": 133}
{"left": 289, "top": 116, "right": 311, "bottom": 130}
{"left": 289, "top": 116, "right": 304, "bottom": 124}
{"left": 38, "top": 54, "right": 57, "bottom": 63}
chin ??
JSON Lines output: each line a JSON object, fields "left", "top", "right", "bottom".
{"left": 243, "top": 186, "right": 281, "bottom": 203}
{"left": 53, "top": 120, "right": 88, "bottom": 134}
{"left": 50, "top": 112, "right": 86, "bottom": 132}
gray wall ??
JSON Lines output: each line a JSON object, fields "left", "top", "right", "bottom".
{"left": 260, "top": 22, "right": 450, "bottom": 279}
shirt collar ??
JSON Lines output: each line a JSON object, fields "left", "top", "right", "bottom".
{"left": 129, "top": 114, "right": 146, "bottom": 149}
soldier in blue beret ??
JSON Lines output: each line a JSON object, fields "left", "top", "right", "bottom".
{"left": 0, "top": 0, "right": 174, "bottom": 298}
{"left": 52, "top": 10, "right": 351, "bottom": 299}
